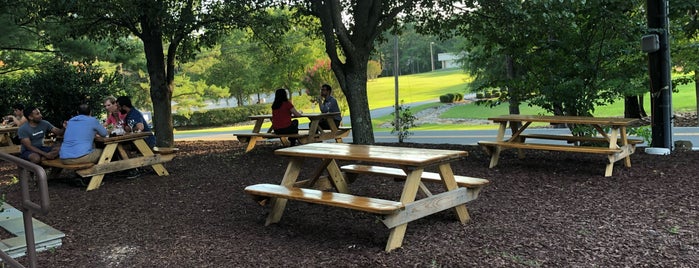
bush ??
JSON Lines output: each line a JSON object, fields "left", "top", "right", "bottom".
{"left": 173, "top": 104, "right": 271, "bottom": 128}
{"left": 476, "top": 92, "right": 485, "bottom": 99}
{"left": 439, "top": 95, "right": 451, "bottom": 103}
{"left": 7, "top": 61, "right": 123, "bottom": 125}
{"left": 454, "top": 93, "right": 464, "bottom": 101}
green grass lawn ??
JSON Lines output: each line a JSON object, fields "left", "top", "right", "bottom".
{"left": 365, "top": 68, "right": 471, "bottom": 109}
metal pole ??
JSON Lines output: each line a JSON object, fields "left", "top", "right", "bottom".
{"left": 430, "top": 42, "right": 435, "bottom": 72}
{"left": 647, "top": 0, "right": 673, "bottom": 149}
{"left": 394, "top": 36, "right": 400, "bottom": 135}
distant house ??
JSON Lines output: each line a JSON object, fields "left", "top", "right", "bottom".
{"left": 437, "top": 51, "right": 466, "bottom": 69}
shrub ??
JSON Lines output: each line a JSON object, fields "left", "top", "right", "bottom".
{"left": 173, "top": 104, "right": 270, "bottom": 128}
{"left": 439, "top": 95, "right": 451, "bottom": 103}
{"left": 476, "top": 92, "right": 485, "bottom": 99}
{"left": 390, "top": 101, "right": 416, "bottom": 143}
{"left": 454, "top": 93, "right": 464, "bottom": 101}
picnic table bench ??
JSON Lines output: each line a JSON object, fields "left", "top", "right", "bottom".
{"left": 244, "top": 143, "right": 488, "bottom": 252}
{"left": 234, "top": 113, "right": 350, "bottom": 152}
{"left": 478, "top": 114, "right": 640, "bottom": 177}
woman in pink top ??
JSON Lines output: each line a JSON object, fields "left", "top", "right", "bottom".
{"left": 271, "top": 88, "right": 302, "bottom": 145}
{"left": 103, "top": 96, "right": 126, "bottom": 129}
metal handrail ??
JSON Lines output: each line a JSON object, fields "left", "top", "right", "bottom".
{"left": 0, "top": 152, "right": 51, "bottom": 268}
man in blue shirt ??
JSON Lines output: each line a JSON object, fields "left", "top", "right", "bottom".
{"left": 17, "top": 106, "right": 65, "bottom": 163}
{"left": 318, "top": 84, "right": 342, "bottom": 130}
{"left": 116, "top": 96, "right": 155, "bottom": 147}
{"left": 60, "top": 104, "right": 108, "bottom": 164}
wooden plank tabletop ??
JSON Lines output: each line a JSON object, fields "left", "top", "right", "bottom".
{"left": 0, "top": 127, "right": 18, "bottom": 134}
{"left": 488, "top": 115, "right": 639, "bottom": 126}
{"left": 275, "top": 143, "right": 467, "bottom": 167}
{"left": 95, "top": 132, "right": 152, "bottom": 143}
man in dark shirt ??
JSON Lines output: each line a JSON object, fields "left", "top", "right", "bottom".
{"left": 17, "top": 106, "right": 65, "bottom": 163}
{"left": 116, "top": 96, "right": 155, "bottom": 147}
{"left": 318, "top": 84, "right": 342, "bottom": 130}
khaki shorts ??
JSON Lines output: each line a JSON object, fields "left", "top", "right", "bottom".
{"left": 61, "top": 149, "right": 103, "bottom": 165}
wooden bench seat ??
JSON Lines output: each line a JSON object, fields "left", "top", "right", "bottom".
{"left": 244, "top": 183, "right": 404, "bottom": 215}
{"left": 153, "top": 147, "right": 179, "bottom": 155}
{"left": 340, "top": 164, "right": 489, "bottom": 188}
{"left": 518, "top": 134, "right": 643, "bottom": 144}
{"left": 478, "top": 140, "right": 622, "bottom": 154}
{"left": 41, "top": 159, "right": 95, "bottom": 170}
{"left": 0, "top": 145, "right": 20, "bottom": 155}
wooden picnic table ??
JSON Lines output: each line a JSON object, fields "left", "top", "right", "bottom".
{"left": 478, "top": 114, "right": 641, "bottom": 177}
{"left": 244, "top": 143, "right": 489, "bottom": 252}
{"left": 0, "top": 127, "right": 19, "bottom": 155}
{"left": 41, "top": 132, "right": 174, "bottom": 191}
{"left": 234, "top": 112, "right": 351, "bottom": 152}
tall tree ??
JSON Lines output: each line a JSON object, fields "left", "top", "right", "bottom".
{"left": 290, "top": 0, "right": 429, "bottom": 144}
{"left": 41, "top": 0, "right": 270, "bottom": 147}
{"left": 414, "top": 0, "right": 646, "bottom": 124}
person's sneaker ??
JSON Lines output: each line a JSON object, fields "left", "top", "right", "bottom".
{"left": 126, "top": 168, "right": 142, "bottom": 179}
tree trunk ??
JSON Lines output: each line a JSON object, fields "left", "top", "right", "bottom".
{"left": 624, "top": 95, "right": 643, "bottom": 118}
{"left": 142, "top": 28, "right": 174, "bottom": 147}
{"left": 342, "top": 68, "right": 374, "bottom": 144}
{"left": 505, "top": 55, "right": 521, "bottom": 133}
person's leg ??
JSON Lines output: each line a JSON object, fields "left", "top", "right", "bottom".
{"left": 318, "top": 120, "right": 330, "bottom": 130}
{"left": 289, "top": 120, "right": 299, "bottom": 145}
{"left": 61, "top": 148, "right": 102, "bottom": 164}
{"left": 21, "top": 146, "right": 52, "bottom": 164}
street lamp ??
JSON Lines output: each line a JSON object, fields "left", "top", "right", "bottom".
{"left": 430, "top": 42, "right": 435, "bottom": 72}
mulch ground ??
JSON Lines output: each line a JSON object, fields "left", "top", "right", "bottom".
{"left": 1, "top": 140, "right": 698, "bottom": 267}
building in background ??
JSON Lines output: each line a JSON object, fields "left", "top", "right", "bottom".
{"left": 437, "top": 51, "right": 467, "bottom": 69}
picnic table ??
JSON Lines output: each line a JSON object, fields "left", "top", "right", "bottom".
{"left": 478, "top": 114, "right": 642, "bottom": 177}
{"left": 0, "top": 126, "right": 20, "bottom": 155}
{"left": 244, "top": 143, "right": 489, "bottom": 252}
{"left": 234, "top": 112, "right": 351, "bottom": 152}
{"left": 40, "top": 132, "right": 174, "bottom": 191}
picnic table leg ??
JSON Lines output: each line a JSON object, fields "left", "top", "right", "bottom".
{"left": 245, "top": 136, "right": 262, "bottom": 152}
{"left": 385, "top": 168, "right": 423, "bottom": 252}
{"left": 133, "top": 139, "right": 168, "bottom": 176}
{"left": 265, "top": 157, "right": 304, "bottom": 226}
{"left": 86, "top": 143, "right": 117, "bottom": 191}
{"left": 438, "top": 163, "right": 470, "bottom": 223}
{"left": 487, "top": 122, "right": 508, "bottom": 168}
{"left": 325, "top": 160, "right": 349, "bottom": 194}
{"left": 618, "top": 127, "right": 632, "bottom": 167}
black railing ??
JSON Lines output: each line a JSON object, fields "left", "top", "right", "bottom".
{"left": 0, "top": 152, "right": 50, "bottom": 268}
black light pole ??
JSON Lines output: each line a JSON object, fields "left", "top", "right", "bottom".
{"left": 646, "top": 0, "right": 672, "bottom": 149}
{"left": 394, "top": 35, "right": 400, "bottom": 136}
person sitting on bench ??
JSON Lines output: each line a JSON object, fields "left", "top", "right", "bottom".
{"left": 271, "top": 88, "right": 303, "bottom": 146}
{"left": 60, "top": 104, "right": 108, "bottom": 165}
{"left": 17, "top": 106, "right": 65, "bottom": 164}
{"left": 318, "top": 84, "right": 342, "bottom": 130}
